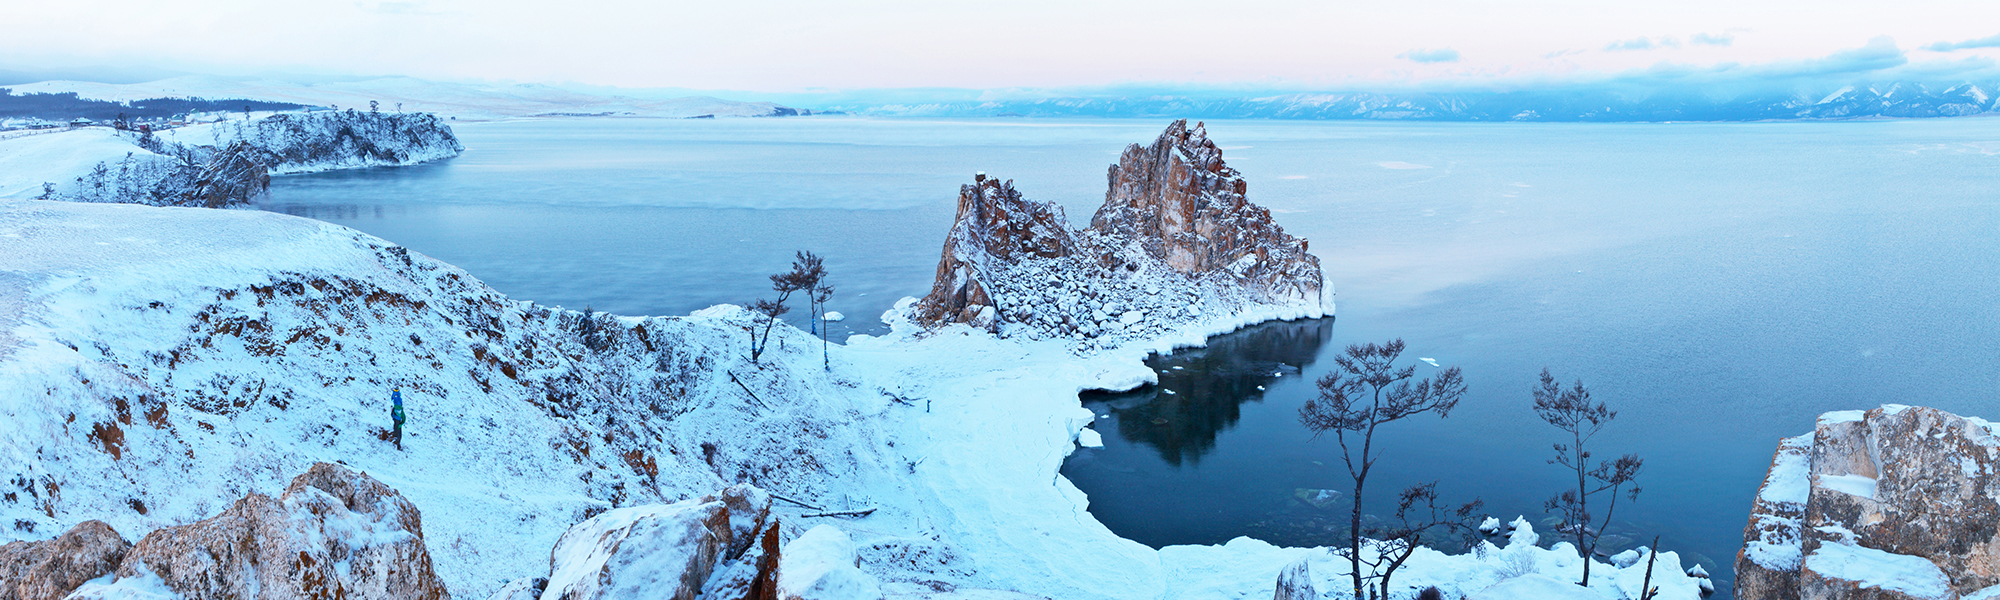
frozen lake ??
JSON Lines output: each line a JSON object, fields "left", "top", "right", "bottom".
{"left": 265, "top": 116, "right": 2000, "bottom": 598}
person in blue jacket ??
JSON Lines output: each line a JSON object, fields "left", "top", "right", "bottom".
{"left": 392, "top": 388, "right": 405, "bottom": 450}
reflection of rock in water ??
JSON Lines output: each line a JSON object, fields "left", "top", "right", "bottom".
{"left": 1079, "top": 317, "right": 1332, "bottom": 465}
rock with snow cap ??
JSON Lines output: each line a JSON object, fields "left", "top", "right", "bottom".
{"left": 539, "top": 499, "right": 731, "bottom": 600}
{"left": 113, "top": 462, "right": 448, "bottom": 600}
{"left": 0, "top": 520, "right": 131, "bottom": 600}
{"left": 773, "top": 525, "right": 880, "bottom": 600}
{"left": 1735, "top": 405, "right": 2000, "bottom": 599}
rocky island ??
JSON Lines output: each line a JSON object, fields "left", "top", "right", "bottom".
{"left": 913, "top": 120, "right": 1324, "bottom": 349}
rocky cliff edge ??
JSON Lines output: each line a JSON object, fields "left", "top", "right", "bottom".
{"left": 1735, "top": 405, "right": 2000, "bottom": 600}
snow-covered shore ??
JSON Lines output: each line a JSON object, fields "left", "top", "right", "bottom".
{"left": 0, "top": 111, "right": 459, "bottom": 204}
{"left": 0, "top": 199, "right": 1705, "bottom": 599}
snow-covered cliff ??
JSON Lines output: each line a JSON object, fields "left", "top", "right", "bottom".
{"left": 168, "top": 110, "right": 463, "bottom": 174}
{"left": 0, "top": 111, "right": 460, "bottom": 206}
{"left": 913, "top": 120, "right": 1326, "bottom": 351}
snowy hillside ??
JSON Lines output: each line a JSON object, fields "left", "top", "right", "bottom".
{"left": 10, "top": 76, "right": 807, "bottom": 121}
{"left": 0, "top": 111, "right": 458, "bottom": 205}
{"left": 0, "top": 199, "right": 1706, "bottom": 599}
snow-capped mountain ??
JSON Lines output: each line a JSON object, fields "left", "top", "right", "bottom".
{"left": 829, "top": 81, "right": 2000, "bottom": 121}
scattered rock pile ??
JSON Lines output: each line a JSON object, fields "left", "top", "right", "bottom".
{"left": 913, "top": 120, "right": 1324, "bottom": 347}
{"left": 1735, "top": 405, "right": 2000, "bottom": 599}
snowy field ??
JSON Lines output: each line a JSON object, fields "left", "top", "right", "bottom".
{"left": 0, "top": 198, "right": 1705, "bottom": 599}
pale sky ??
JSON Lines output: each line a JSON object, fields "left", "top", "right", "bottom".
{"left": 9, "top": 0, "right": 2000, "bottom": 91}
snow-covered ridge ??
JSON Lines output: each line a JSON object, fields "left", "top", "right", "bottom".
{"left": 169, "top": 110, "right": 463, "bottom": 175}
{"left": 0, "top": 111, "right": 459, "bottom": 206}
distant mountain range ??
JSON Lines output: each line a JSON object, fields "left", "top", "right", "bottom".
{"left": 824, "top": 82, "right": 2000, "bottom": 122}
{"left": 4, "top": 76, "right": 810, "bottom": 120}
{"left": 9, "top": 75, "right": 1998, "bottom": 122}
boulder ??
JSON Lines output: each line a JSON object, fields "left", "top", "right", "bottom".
{"left": 0, "top": 520, "right": 131, "bottom": 600}
{"left": 541, "top": 500, "right": 731, "bottom": 600}
{"left": 114, "top": 462, "right": 448, "bottom": 600}
{"left": 773, "top": 526, "right": 880, "bottom": 600}
{"left": 1734, "top": 405, "right": 2000, "bottom": 599}
{"left": 1271, "top": 555, "right": 1314, "bottom": 600}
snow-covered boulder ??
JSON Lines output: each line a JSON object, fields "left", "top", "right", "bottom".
{"left": 1735, "top": 405, "right": 2000, "bottom": 599}
{"left": 541, "top": 500, "right": 730, "bottom": 600}
{"left": 113, "top": 462, "right": 447, "bottom": 600}
{"left": 0, "top": 520, "right": 131, "bottom": 600}
{"left": 774, "top": 526, "right": 881, "bottom": 600}
{"left": 910, "top": 120, "right": 1326, "bottom": 347}
{"left": 1271, "top": 555, "right": 1314, "bottom": 600}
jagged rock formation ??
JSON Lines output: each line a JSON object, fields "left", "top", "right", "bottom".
{"left": 916, "top": 175, "right": 1076, "bottom": 329}
{"left": 115, "top": 462, "right": 449, "bottom": 600}
{"left": 1735, "top": 405, "right": 2000, "bottom": 599}
{"left": 0, "top": 520, "right": 130, "bottom": 600}
{"left": 1094, "top": 120, "right": 1320, "bottom": 303}
{"left": 913, "top": 120, "right": 1324, "bottom": 346}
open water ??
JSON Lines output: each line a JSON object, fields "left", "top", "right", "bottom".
{"left": 265, "top": 116, "right": 2000, "bottom": 598}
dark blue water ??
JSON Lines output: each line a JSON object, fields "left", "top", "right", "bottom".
{"left": 264, "top": 117, "right": 2000, "bottom": 597}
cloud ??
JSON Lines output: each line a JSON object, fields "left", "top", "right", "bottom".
{"left": 1690, "top": 32, "right": 1734, "bottom": 46}
{"left": 1606, "top": 36, "right": 1682, "bottom": 51}
{"left": 1923, "top": 33, "right": 2000, "bottom": 52}
{"left": 1397, "top": 48, "right": 1461, "bottom": 64}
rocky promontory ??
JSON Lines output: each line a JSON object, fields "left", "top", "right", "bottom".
{"left": 913, "top": 120, "right": 1324, "bottom": 346}
{"left": 1735, "top": 405, "right": 2000, "bottom": 599}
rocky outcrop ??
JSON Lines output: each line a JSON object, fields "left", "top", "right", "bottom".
{"left": 115, "top": 462, "right": 448, "bottom": 600}
{"left": 227, "top": 111, "right": 463, "bottom": 175}
{"left": 1093, "top": 120, "right": 1320, "bottom": 302}
{"left": 147, "top": 141, "right": 277, "bottom": 208}
{"left": 500, "top": 485, "right": 779, "bottom": 600}
{"left": 915, "top": 175, "right": 1077, "bottom": 329}
{"left": 0, "top": 520, "right": 131, "bottom": 600}
{"left": 913, "top": 120, "right": 1325, "bottom": 346}
{"left": 1735, "top": 405, "right": 2000, "bottom": 599}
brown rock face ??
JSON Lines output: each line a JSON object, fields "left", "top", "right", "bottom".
{"left": 1734, "top": 405, "right": 2000, "bottom": 599}
{"left": 1094, "top": 119, "right": 1318, "bottom": 301}
{"left": 118, "top": 462, "right": 449, "bottom": 600}
{"left": 915, "top": 175, "right": 1077, "bottom": 328}
{"left": 913, "top": 121, "right": 1324, "bottom": 342}
{"left": 0, "top": 520, "right": 131, "bottom": 600}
